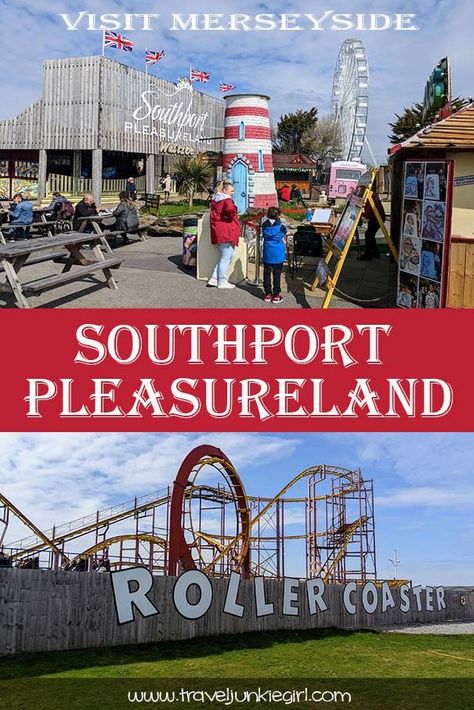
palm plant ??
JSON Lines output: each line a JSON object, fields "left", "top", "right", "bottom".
{"left": 174, "top": 154, "right": 213, "bottom": 207}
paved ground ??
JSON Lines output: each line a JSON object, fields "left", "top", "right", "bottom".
{"left": 385, "top": 622, "right": 474, "bottom": 635}
{"left": 0, "top": 232, "right": 398, "bottom": 310}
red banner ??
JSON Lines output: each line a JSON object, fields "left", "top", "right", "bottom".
{"left": 0, "top": 309, "right": 471, "bottom": 431}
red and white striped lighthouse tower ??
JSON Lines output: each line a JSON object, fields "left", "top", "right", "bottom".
{"left": 222, "top": 94, "right": 278, "bottom": 212}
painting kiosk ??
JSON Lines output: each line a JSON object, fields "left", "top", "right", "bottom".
{"left": 197, "top": 94, "right": 278, "bottom": 285}
{"left": 310, "top": 169, "right": 398, "bottom": 308}
{"left": 389, "top": 102, "right": 474, "bottom": 308}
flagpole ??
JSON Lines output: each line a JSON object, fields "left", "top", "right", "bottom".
{"left": 102, "top": 29, "right": 105, "bottom": 57}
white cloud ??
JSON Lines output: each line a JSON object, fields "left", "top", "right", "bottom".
{"left": 1, "top": 1, "right": 474, "bottom": 160}
{"left": 0, "top": 432, "right": 296, "bottom": 545}
{"left": 377, "top": 485, "right": 474, "bottom": 508}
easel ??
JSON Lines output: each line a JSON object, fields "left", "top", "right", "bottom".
{"left": 311, "top": 169, "right": 398, "bottom": 309}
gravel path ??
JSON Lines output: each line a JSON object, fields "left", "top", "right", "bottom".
{"left": 385, "top": 621, "right": 474, "bottom": 635}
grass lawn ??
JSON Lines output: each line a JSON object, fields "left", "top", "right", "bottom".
{"left": 145, "top": 200, "right": 209, "bottom": 218}
{"left": 2, "top": 628, "right": 473, "bottom": 680}
{"left": 1, "top": 629, "right": 473, "bottom": 709}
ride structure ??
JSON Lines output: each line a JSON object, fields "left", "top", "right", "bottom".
{"left": 0, "top": 445, "right": 378, "bottom": 584}
{"left": 331, "top": 39, "right": 370, "bottom": 163}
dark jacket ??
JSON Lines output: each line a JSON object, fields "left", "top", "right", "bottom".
{"left": 363, "top": 192, "right": 386, "bottom": 222}
{"left": 262, "top": 218, "right": 287, "bottom": 264}
{"left": 210, "top": 193, "right": 240, "bottom": 246}
{"left": 113, "top": 200, "right": 139, "bottom": 231}
{"left": 126, "top": 182, "right": 137, "bottom": 200}
{"left": 73, "top": 200, "right": 98, "bottom": 230}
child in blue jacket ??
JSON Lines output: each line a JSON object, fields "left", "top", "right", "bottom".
{"left": 261, "top": 206, "right": 287, "bottom": 303}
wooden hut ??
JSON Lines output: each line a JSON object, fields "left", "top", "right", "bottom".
{"left": 389, "top": 103, "right": 474, "bottom": 308}
{"left": 0, "top": 56, "right": 224, "bottom": 204}
{"left": 272, "top": 153, "right": 317, "bottom": 197}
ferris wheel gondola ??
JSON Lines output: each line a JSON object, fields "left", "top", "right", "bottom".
{"left": 331, "top": 39, "right": 369, "bottom": 162}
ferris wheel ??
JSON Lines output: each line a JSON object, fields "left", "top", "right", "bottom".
{"left": 331, "top": 39, "right": 369, "bottom": 162}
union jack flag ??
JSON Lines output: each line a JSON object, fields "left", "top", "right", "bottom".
{"left": 145, "top": 49, "right": 165, "bottom": 65}
{"left": 219, "top": 82, "right": 236, "bottom": 93}
{"left": 103, "top": 31, "right": 134, "bottom": 52}
{"left": 190, "top": 68, "right": 210, "bottom": 83}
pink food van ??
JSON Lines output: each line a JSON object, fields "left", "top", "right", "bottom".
{"left": 328, "top": 161, "right": 368, "bottom": 201}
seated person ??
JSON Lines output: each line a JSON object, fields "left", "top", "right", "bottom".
{"left": 44, "top": 191, "right": 67, "bottom": 218}
{"left": 290, "top": 184, "right": 307, "bottom": 207}
{"left": 278, "top": 184, "right": 291, "bottom": 202}
{"left": 73, "top": 192, "right": 98, "bottom": 231}
{"left": 7, "top": 194, "right": 33, "bottom": 241}
{"left": 108, "top": 191, "right": 140, "bottom": 245}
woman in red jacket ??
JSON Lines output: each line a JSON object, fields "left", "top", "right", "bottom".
{"left": 208, "top": 182, "right": 240, "bottom": 289}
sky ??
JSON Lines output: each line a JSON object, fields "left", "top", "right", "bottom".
{"left": 0, "top": 1, "right": 473, "bottom": 162}
{"left": 1, "top": 432, "right": 473, "bottom": 586}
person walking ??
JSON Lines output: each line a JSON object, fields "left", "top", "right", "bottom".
{"left": 261, "top": 206, "right": 287, "bottom": 303}
{"left": 161, "top": 173, "right": 172, "bottom": 202}
{"left": 208, "top": 182, "right": 240, "bottom": 289}
{"left": 7, "top": 194, "right": 33, "bottom": 241}
{"left": 126, "top": 177, "right": 137, "bottom": 201}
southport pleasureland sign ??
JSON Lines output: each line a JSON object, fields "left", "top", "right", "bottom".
{"left": 110, "top": 568, "right": 447, "bottom": 626}
{"left": 125, "top": 84, "right": 211, "bottom": 148}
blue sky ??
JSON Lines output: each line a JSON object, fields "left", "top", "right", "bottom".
{"left": 1, "top": 432, "right": 473, "bottom": 586}
{"left": 0, "top": 1, "right": 473, "bottom": 162}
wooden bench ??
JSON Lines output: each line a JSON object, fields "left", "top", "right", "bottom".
{"left": 22, "top": 256, "right": 123, "bottom": 294}
{"left": 103, "top": 225, "right": 149, "bottom": 246}
{"left": 0, "top": 232, "right": 124, "bottom": 308}
{"left": 142, "top": 193, "right": 160, "bottom": 215}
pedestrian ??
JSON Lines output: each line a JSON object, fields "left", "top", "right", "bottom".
{"left": 73, "top": 192, "right": 98, "bottom": 231}
{"left": 110, "top": 191, "right": 139, "bottom": 245}
{"left": 208, "top": 181, "right": 240, "bottom": 289}
{"left": 126, "top": 177, "right": 137, "bottom": 201}
{"left": 161, "top": 173, "right": 172, "bottom": 202}
{"left": 261, "top": 206, "right": 287, "bottom": 303}
{"left": 7, "top": 194, "right": 33, "bottom": 241}
{"left": 357, "top": 188, "right": 386, "bottom": 261}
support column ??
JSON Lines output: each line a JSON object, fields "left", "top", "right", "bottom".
{"left": 146, "top": 153, "right": 156, "bottom": 194}
{"left": 72, "top": 150, "right": 82, "bottom": 197}
{"left": 38, "top": 149, "right": 47, "bottom": 201}
{"left": 91, "top": 148, "right": 103, "bottom": 206}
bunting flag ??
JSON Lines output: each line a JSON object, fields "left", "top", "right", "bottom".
{"left": 219, "top": 82, "right": 236, "bottom": 93}
{"left": 190, "top": 68, "right": 210, "bottom": 83}
{"left": 103, "top": 31, "right": 134, "bottom": 52}
{"left": 145, "top": 49, "right": 165, "bottom": 65}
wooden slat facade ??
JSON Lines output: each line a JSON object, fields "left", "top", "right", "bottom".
{"left": 0, "top": 56, "right": 224, "bottom": 201}
{"left": 0, "top": 56, "right": 224, "bottom": 154}
{"left": 0, "top": 569, "right": 472, "bottom": 655}
{"left": 0, "top": 57, "right": 224, "bottom": 155}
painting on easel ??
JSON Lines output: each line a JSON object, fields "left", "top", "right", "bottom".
{"left": 311, "top": 169, "right": 398, "bottom": 308}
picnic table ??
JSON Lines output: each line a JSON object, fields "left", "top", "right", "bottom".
{"left": 76, "top": 213, "right": 149, "bottom": 248}
{"left": 76, "top": 213, "right": 115, "bottom": 253}
{"left": 0, "top": 232, "right": 123, "bottom": 308}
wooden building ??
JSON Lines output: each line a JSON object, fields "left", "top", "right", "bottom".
{"left": 272, "top": 153, "right": 317, "bottom": 196}
{"left": 389, "top": 103, "right": 474, "bottom": 308}
{"left": 0, "top": 56, "right": 224, "bottom": 203}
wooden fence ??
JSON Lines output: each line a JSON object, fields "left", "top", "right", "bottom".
{"left": 46, "top": 173, "right": 149, "bottom": 197}
{"left": 0, "top": 569, "right": 472, "bottom": 656}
